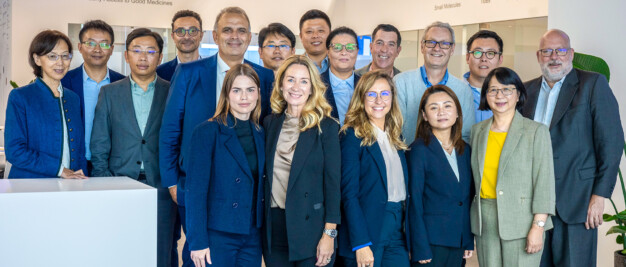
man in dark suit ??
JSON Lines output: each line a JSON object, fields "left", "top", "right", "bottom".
{"left": 522, "top": 29, "right": 624, "bottom": 267}
{"left": 321, "top": 26, "right": 361, "bottom": 125}
{"left": 61, "top": 20, "right": 125, "bottom": 173}
{"left": 90, "top": 28, "right": 176, "bottom": 267}
{"left": 159, "top": 6, "right": 274, "bottom": 267}
{"left": 156, "top": 10, "right": 204, "bottom": 82}
{"left": 354, "top": 24, "right": 402, "bottom": 78}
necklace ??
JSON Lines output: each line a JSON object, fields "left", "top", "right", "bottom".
{"left": 441, "top": 142, "right": 453, "bottom": 150}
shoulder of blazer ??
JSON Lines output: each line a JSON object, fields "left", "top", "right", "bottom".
{"left": 320, "top": 116, "right": 340, "bottom": 133}
{"left": 194, "top": 119, "right": 220, "bottom": 136}
{"left": 102, "top": 77, "right": 131, "bottom": 91}
{"left": 109, "top": 69, "right": 126, "bottom": 82}
{"left": 155, "top": 76, "right": 170, "bottom": 90}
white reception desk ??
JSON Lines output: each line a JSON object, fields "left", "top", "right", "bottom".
{"left": 0, "top": 177, "right": 157, "bottom": 267}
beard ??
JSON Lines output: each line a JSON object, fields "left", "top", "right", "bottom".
{"left": 540, "top": 59, "right": 573, "bottom": 83}
{"left": 176, "top": 40, "right": 199, "bottom": 53}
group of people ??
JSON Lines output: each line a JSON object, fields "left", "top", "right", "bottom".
{"left": 4, "top": 5, "right": 623, "bottom": 267}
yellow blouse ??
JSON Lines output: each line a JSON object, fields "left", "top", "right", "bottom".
{"left": 480, "top": 131, "right": 507, "bottom": 199}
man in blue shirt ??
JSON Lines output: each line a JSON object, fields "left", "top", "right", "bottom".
{"left": 156, "top": 10, "right": 204, "bottom": 82}
{"left": 464, "top": 30, "right": 503, "bottom": 123}
{"left": 299, "top": 9, "right": 331, "bottom": 73}
{"left": 61, "top": 20, "right": 125, "bottom": 174}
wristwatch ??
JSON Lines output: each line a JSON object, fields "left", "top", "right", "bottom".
{"left": 533, "top": 220, "right": 546, "bottom": 228}
{"left": 323, "top": 229, "right": 338, "bottom": 238}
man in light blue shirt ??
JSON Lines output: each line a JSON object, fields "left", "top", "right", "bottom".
{"left": 299, "top": 9, "right": 331, "bottom": 73}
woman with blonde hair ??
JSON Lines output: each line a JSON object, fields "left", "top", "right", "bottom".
{"left": 337, "top": 70, "right": 410, "bottom": 267}
{"left": 262, "top": 55, "right": 341, "bottom": 267}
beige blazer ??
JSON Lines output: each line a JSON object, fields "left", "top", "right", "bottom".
{"left": 470, "top": 111, "right": 556, "bottom": 240}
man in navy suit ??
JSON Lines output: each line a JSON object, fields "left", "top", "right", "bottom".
{"left": 156, "top": 10, "right": 204, "bottom": 82}
{"left": 61, "top": 20, "right": 125, "bottom": 173}
{"left": 159, "top": 6, "right": 274, "bottom": 267}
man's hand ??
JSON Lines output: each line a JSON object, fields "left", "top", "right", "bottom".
{"left": 586, "top": 194, "right": 605, "bottom": 229}
{"left": 169, "top": 185, "right": 178, "bottom": 205}
{"left": 60, "top": 168, "right": 87, "bottom": 179}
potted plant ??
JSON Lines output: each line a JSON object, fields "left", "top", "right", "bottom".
{"left": 603, "top": 143, "right": 626, "bottom": 266}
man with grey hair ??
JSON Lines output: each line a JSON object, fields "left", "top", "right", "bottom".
{"left": 394, "top": 21, "right": 475, "bottom": 145}
{"left": 522, "top": 29, "right": 623, "bottom": 267}
{"left": 159, "top": 6, "right": 274, "bottom": 267}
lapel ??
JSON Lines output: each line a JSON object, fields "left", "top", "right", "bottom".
{"left": 322, "top": 71, "right": 339, "bottom": 119}
{"left": 476, "top": 118, "right": 492, "bottom": 180}
{"left": 523, "top": 78, "right": 542, "bottom": 118}
{"left": 73, "top": 66, "right": 85, "bottom": 114}
{"left": 199, "top": 55, "right": 218, "bottom": 110}
{"left": 549, "top": 69, "right": 579, "bottom": 129}
{"left": 266, "top": 114, "right": 286, "bottom": 189}
{"left": 426, "top": 134, "right": 461, "bottom": 186}
{"left": 252, "top": 123, "right": 266, "bottom": 182}
{"left": 496, "top": 111, "right": 524, "bottom": 181}
{"left": 366, "top": 143, "right": 388, "bottom": 191}
{"left": 398, "top": 149, "right": 409, "bottom": 195}
{"left": 287, "top": 125, "right": 317, "bottom": 194}
{"left": 221, "top": 116, "right": 254, "bottom": 179}
{"left": 120, "top": 78, "right": 143, "bottom": 137}
{"left": 456, "top": 144, "right": 471, "bottom": 191}
{"left": 143, "top": 77, "right": 167, "bottom": 137}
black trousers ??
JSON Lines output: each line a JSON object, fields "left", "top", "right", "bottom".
{"left": 540, "top": 213, "right": 598, "bottom": 267}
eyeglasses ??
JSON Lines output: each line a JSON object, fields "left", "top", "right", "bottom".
{"left": 173, "top": 27, "right": 201, "bottom": 37}
{"left": 423, "top": 40, "right": 453, "bottom": 49}
{"left": 46, "top": 53, "right": 72, "bottom": 61}
{"left": 538, "top": 48, "right": 570, "bottom": 57}
{"left": 128, "top": 49, "right": 159, "bottom": 57}
{"left": 263, "top": 44, "right": 291, "bottom": 51}
{"left": 468, "top": 50, "right": 501, "bottom": 59}
{"left": 81, "top": 41, "right": 112, "bottom": 50}
{"left": 365, "top": 90, "right": 391, "bottom": 102}
{"left": 487, "top": 87, "right": 516, "bottom": 96}
{"left": 329, "top": 43, "right": 357, "bottom": 53}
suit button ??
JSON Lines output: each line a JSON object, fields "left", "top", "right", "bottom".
{"left": 233, "top": 203, "right": 238, "bottom": 208}
{"left": 458, "top": 202, "right": 463, "bottom": 206}
{"left": 71, "top": 149, "right": 74, "bottom": 152}
{"left": 235, "top": 178, "right": 241, "bottom": 183}
{"left": 69, "top": 128, "right": 73, "bottom": 132}
{"left": 304, "top": 192, "right": 308, "bottom": 197}
{"left": 70, "top": 138, "right": 74, "bottom": 142}
{"left": 262, "top": 198, "right": 265, "bottom": 202}
{"left": 71, "top": 158, "right": 74, "bottom": 162}
{"left": 305, "top": 215, "right": 309, "bottom": 220}
{"left": 65, "top": 109, "right": 68, "bottom": 112}
{"left": 136, "top": 161, "right": 141, "bottom": 165}
{"left": 498, "top": 191, "right": 504, "bottom": 195}
{"left": 67, "top": 118, "right": 71, "bottom": 122}
{"left": 142, "top": 139, "right": 146, "bottom": 144}
{"left": 63, "top": 100, "right": 66, "bottom": 103}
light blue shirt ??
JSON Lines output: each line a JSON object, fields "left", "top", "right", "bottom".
{"left": 129, "top": 75, "right": 157, "bottom": 170}
{"left": 306, "top": 53, "right": 329, "bottom": 74}
{"left": 216, "top": 55, "right": 244, "bottom": 105}
{"left": 463, "top": 72, "right": 493, "bottom": 123}
{"left": 437, "top": 138, "right": 459, "bottom": 182}
{"left": 533, "top": 76, "right": 566, "bottom": 126}
{"left": 82, "top": 66, "right": 112, "bottom": 160}
{"left": 329, "top": 71, "right": 355, "bottom": 125}
{"left": 56, "top": 83, "right": 70, "bottom": 176}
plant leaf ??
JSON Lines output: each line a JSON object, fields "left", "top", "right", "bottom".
{"left": 573, "top": 52, "right": 610, "bottom": 82}
{"left": 607, "top": 225, "right": 626, "bottom": 235}
{"left": 9, "top": 80, "right": 19, "bottom": 89}
{"left": 605, "top": 214, "right": 617, "bottom": 221}
{"left": 617, "top": 235, "right": 624, "bottom": 244}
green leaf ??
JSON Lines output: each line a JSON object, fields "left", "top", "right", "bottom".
{"left": 622, "top": 249, "right": 626, "bottom": 255}
{"left": 605, "top": 214, "right": 617, "bottom": 221}
{"left": 9, "top": 80, "right": 19, "bottom": 89}
{"left": 618, "top": 235, "right": 624, "bottom": 244}
{"left": 607, "top": 225, "right": 626, "bottom": 235}
{"left": 573, "top": 52, "right": 610, "bottom": 82}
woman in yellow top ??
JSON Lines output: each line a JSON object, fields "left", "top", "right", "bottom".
{"left": 469, "top": 67, "right": 555, "bottom": 267}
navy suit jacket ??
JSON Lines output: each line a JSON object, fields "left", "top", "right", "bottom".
{"left": 60, "top": 64, "right": 125, "bottom": 128}
{"left": 185, "top": 116, "right": 265, "bottom": 251}
{"left": 337, "top": 127, "right": 410, "bottom": 258}
{"left": 406, "top": 135, "right": 474, "bottom": 261}
{"left": 159, "top": 54, "right": 274, "bottom": 206}
{"left": 320, "top": 70, "right": 361, "bottom": 121}
{"left": 156, "top": 57, "right": 178, "bottom": 82}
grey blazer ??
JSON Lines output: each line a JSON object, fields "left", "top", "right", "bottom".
{"left": 90, "top": 76, "right": 170, "bottom": 188}
{"left": 469, "top": 111, "right": 556, "bottom": 240}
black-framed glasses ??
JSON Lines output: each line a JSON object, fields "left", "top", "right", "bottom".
{"left": 468, "top": 50, "right": 501, "bottom": 59}
{"left": 46, "top": 53, "right": 72, "bottom": 61}
{"left": 129, "top": 49, "right": 159, "bottom": 57}
{"left": 81, "top": 41, "right": 112, "bottom": 50}
{"left": 263, "top": 44, "right": 291, "bottom": 51}
{"left": 173, "top": 27, "right": 201, "bottom": 37}
{"left": 539, "top": 48, "right": 570, "bottom": 57}
{"left": 487, "top": 87, "right": 516, "bottom": 96}
{"left": 365, "top": 90, "right": 391, "bottom": 102}
{"left": 329, "top": 43, "right": 357, "bottom": 53}
{"left": 423, "top": 40, "right": 453, "bottom": 49}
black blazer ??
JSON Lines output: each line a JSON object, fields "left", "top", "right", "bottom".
{"left": 262, "top": 113, "right": 341, "bottom": 261}
{"left": 522, "top": 69, "right": 624, "bottom": 224}
{"left": 156, "top": 57, "right": 178, "bottom": 82}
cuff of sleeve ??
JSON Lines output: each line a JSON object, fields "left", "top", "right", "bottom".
{"left": 57, "top": 166, "right": 64, "bottom": 177}
{"left": 352, "top": 242, "right": 372, "bottom": 252}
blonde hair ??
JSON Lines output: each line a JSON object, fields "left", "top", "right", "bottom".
{"left": 270, "top": 55, "right": 334, "bottom": 132}
{"left": 210, "top": 63, "right": 261, "bottom": 129}
{"left": 341, "top": 70, "right": 407, "bottom": 150}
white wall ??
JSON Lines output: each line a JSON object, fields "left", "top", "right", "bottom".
{"left": 548, "top": 0, "right": 626, "bottom": 266}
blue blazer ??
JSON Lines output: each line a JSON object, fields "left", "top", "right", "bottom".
{"left": 5, "top": 78, "right": 87, "bottom": 178}
{"left": 337, "top": 127, "right": 410, "bottom": 258}
{"left": 159, "top": 54, "right": 274, "bottom": 206}
{"left": 185, "top": 116, "right": 265, "bottom": 251}
{"left": 320, "top": 70, "right": 361, "bottom": 120}
{"left": 406, "top": 135, "right": 474, "bottom": 261}
{"left": 156, "top": 57, "right": 178, "bottom": 82}
{"left": 60, "top": 64, "right": 125, "bottom": 128}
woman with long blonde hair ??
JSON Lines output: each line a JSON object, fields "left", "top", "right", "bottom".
{"left": 337, "top": 70, "right": 410, "bottom": 267}
{"left": 262, "top": 55, "right": 341, "bottom": 267}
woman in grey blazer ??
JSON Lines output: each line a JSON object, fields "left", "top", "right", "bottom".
{"left": 469, "top": 67, "right": 555, "bottom": 267}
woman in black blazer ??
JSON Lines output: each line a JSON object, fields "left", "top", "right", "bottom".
{"left": 262, "top": 55, "right": 341, "bottom": 267}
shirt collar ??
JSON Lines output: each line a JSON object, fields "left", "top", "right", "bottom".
{"left": 129, "top": 74, "right": 157, "bottom": 93}
{"left": 420, "top": 65, "right": 449, "bottom": 87}
{"left": 305, "top": 53, "right": 329, "bottom": 71}
{"left": 82, "top": 64, "right": 110, "bottom": 83}
{"left": 176, "top": 55, "right": 202, "bottom": 65}
{"left": 329, "top": 70, "right": 355, "bottom": 89}
{"left": 463, "top": 71, "right": 480, "bottom": 90}
{"left": 217, "top": 54, "right": 244, "bottom": 74}
{"left": 56, "top": 82, "right": 64, "bottom": 97}
{"left": 540, "top": 75, "right": 566, "bottom": 92}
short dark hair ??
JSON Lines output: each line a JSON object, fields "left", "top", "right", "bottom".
{"left": 259, "top": 23, "right": 296, "bottom": 48}
{"left": 299, "top": 9, "right": 331, "bottom": 32}
{"left": 171, "top": 10, "right": 203, "bottom": 30}
{"left": 372, "top": 24, "right": 402, "bottom": 47}
{"left": 125, "top": 28, "right": 164, "bottom": 53}
{"left": 479, "top": 67, "right": 527, "bottom": 111}
{"left": 29, "top": 30, "right": 73, "bottom": 78}
{"left": 79, "top": 20, "right": 115, "bottom": 44}
{"left": 466, "top": 30, "right": 503, "bottom": 53}
{"left": 326, "top": 26, "right": 359, "bottom": 50}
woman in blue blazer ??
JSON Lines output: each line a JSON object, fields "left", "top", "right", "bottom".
{"left": 185, "top": 64, "right": 265, "bottom": 267}
{"left": 407, "top": 85, "right": 474, "bottom": 266}
{"left": 5, "top": 30, "right": 87, "bottom": 178}
{"left": 338, "top": 70, "right": 410, "bottom": 267}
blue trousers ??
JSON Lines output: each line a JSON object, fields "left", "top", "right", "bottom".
{"left": 204, "top": 226, "right": 262, "bottom": 266}
{"left": 540, "top": 213, "right": 597, "bottom": 267}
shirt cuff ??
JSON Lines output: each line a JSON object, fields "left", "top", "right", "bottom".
{"left": 168, "top": 185, "right": 176, "bottom": 189}
{"left": 352, "top": 242, "right": 372, "bottom": 252}
{"left": 57, "top": 166, "right": 64, "bottom": 177}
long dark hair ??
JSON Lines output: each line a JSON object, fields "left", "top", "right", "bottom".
{"left": 415, "top": 85, "right": 464, "bottom": 154}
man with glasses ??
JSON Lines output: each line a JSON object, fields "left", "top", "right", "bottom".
{"left": 464, "top": 30, "right": 504, "bottom": 123}
{"left": 299, "top": 9, "right": 332, "bottom": 73}
{"left": 157, "top": 10, "right": 204, "bottom": 82}
{"left": 90, "top": 28, "right": 176, "bottom": 267}
{"left": 61, "top": 20, "right": 125, "bottom": 175}
{"left": 394, "top": 21, "right": 474, "bottom": 144}
{"left": 321, "top": 26, "right": 360, "bottom": 125}
{"left": 258, "top": 22, "right": 296, "bottom": 74}
{"left": 355, "top": 24, "right": 402, "bottom": 77}
{"left": 522, "top": 29, "right": 623, "bottom": 267}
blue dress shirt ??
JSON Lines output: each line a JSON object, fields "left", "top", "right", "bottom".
{"left": 306, "top": 53, "right": 329, "bottom": 74}
{"left": 533, "top": 76, "right": 566, "bottom": 126}
{"left": 82, "top": 66, "right": 112, "bottom": 160}
{"left": 420, "top": 65, "right": 449, "bottom": 87}
{"left": 463, "top": 72, "right": 493, "bottom": 123}
{"left": 329, "top": 71, "right": 355, "bottom": 125}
